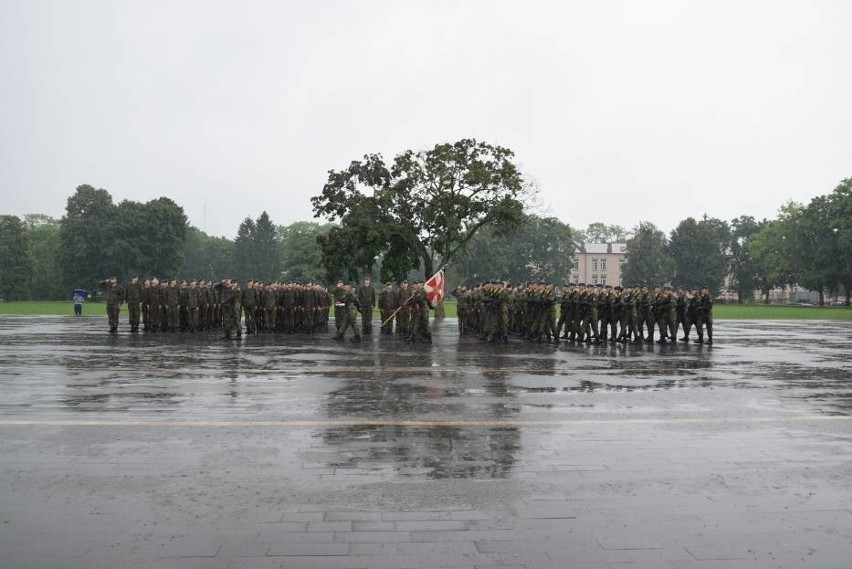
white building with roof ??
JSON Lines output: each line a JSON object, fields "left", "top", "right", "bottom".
{"left": 570, "top": 243, "right": 627, "bottom": 286}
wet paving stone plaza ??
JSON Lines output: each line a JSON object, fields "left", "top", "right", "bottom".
{"left": 1, "top": 316, "right": 850, "bottom": 569}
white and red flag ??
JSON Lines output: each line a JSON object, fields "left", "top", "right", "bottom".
{"left": 424, "top": 267, "right": 445, "bottom": 303}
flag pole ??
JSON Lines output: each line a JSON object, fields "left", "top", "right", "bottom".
{"left": 380, "top": 265, "right": 446, "bottom": 328}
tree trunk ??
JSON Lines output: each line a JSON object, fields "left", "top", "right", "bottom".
{"left": 819, "top": 290, "right": 825, "bottom": 306}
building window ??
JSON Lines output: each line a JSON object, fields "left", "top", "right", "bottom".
{"left": 572, "top": 260, "right": 578, "bottom": 270}
{"left": 601, "top": 259, "right": 607, "bottom": 271}
{"left": 592, "top": 258, "right": 598, "bottom": 271}
{"left": 601, "top": 277, "right": 607, "bottom": 286}
{"left": 592, "top": 275, "right": 598, "bottom": 285}
{"left": 573, "top": 276, "right": 579, "bottom": 284}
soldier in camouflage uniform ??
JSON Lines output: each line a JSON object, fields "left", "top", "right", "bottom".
{"left": 102, "top": 277, "right": 124, "bottom": 334}
{"left": 241, "top": 280, "right": 258, "bottom": 334}
{"left": 332, "top": 280, "right": 346, "bottom": 334}
{"left": 379, "top": 282, "right": 396, "bottom": 334}
{"left": 637, "top": 284, "right": 655, "bottom": 343}
{"left": 165, "top": 279, "right": 179, "bottom": 332}
{"left": 185, "top": 280, "right": 201, "bottom": 332}
{"left": 334, "top": 284, "right": 361, "bottom": 342}
{"left": 406, "top": 281, "right": 433, "bottom": 344}
{"left": 395, "top": 280, "right": 411, "bottom": 337}
{"left": 695, "top": 286, "right": 714, "bottom": 344}
{"left": 219, "top": 279, "right": 242, "bottom": 339}
{"left": 357, "top": 277, "right": 375, "bottom": 335}
{"left": 580, "top": 284, "right": 600, "bottom": 343}
{"left": 125, "top": 276, "right": 143, "bottom": 333}
{"left": 261, "top": 283, "right": 276, "bottom": 332}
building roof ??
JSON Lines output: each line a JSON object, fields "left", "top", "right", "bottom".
{"left": 576, "top": 243, "right": 627, "bottom": 255}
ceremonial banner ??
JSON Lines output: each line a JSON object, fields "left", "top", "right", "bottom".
{"left": 424, "top": 268, "right": 445, "bottom": 303}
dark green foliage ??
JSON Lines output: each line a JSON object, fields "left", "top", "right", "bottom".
{"left": 622, "top": 222, "right": 675, "bottom": 288}
{"left": 668, "top": 217, "right": 726, "bottom": 291}
{"left": 0, "top": 215, "right": 32, "bottom": 300}
{"left": 23, "top": 216, "right": 65, "bottom": 299}
{"left": 311, "top": 139, "right": 530, "bottom": 281}
{"left": 58, "top": 185, "right": 187, "bottom": 290}
{"left": 182, "top": 225, "right": 235, "bottom": 281}
{"left": 455, "top": 215, "right": 576, "bottom": 284}
{"left": 232, "top": 211, "right": 282, "bottom": 282}
{"left": 728, "top": 215, "right": 763, "bottom": 303}
{"left": 579, "top": 222, "right": 631, "bottom": 243}
{"left": 278, "top": 221, "right": 333, "bottom": 283}
{"left": 58, "top": 185, "right": 116, "bottom": 292}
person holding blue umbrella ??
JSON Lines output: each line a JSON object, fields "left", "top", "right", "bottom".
{"left": 72, "top": 288, "right": 87, "bottom": 316}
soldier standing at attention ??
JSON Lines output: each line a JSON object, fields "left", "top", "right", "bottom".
{"left": 696, "top": 286, "right": 714, "bottom": 344}
{"left": 357, "top": 276, "right": 376, "bottom": 335}
{"left": 378, "top": 281, "right": 396, "bottom": 334}
{"left": 241, "top": 280, "right": 257, "bottom": 334}
{"left": 125, "top": 275, "right": 143, "bottom": 333}
{"left": 406, "top": 281, "right": 433, "bottom": 344}
{"left": 332, "top": 280, "right": 346, "bottom": 335}
{"left": 335, "top": 284, "right": 361, "bottom": 342}
{"left": 165, "top": 279, "right": 180, "bottom": 332}
{"left": 395, "top": 280, "right": 411, "bottom": 337}
{"left": 186, "top": 280, "right": 201, "bottom": 332}
{"left": 219, "top": 279, "right": 242, "bottom": 339}
{"left": 260, "top": 283, "right": 276, "bottom": 332}
{"left": 102, "top": 276, "right": 124, "bottom": 334}
{"left": 141, "top": 278, "right": 151, "bottom": 330}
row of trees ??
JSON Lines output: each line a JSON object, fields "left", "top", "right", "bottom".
{"left": 1, "top": 141, "right": 848, "bottom": 304}
{"left": 0, "top": 185, "right": 336, "bottom": 300}
{"left": 620, "top": 179, "right": 851, "bottom": 304}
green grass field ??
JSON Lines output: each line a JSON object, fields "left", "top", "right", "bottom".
{"left": 1, "top": 300, "right": 850, "bottom": 320}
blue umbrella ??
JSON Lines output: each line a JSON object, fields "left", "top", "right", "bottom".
{"left": 73, "top": 289, "right": 88, "bottom": 300}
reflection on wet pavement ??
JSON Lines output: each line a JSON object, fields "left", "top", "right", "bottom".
{"left": 1, "top": 316, "right": 850, "bottom": 480}
{"left": 1, "top": 316, "right": 852, "bottom": 568}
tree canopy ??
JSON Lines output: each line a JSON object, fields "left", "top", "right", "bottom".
{"left": 455, "top": 215, "right": 577, "bottom": 284}
{"left": 668, "top": 216, "right": 726, "bottom": 290}
{"left": 311, "top": 139, "right": 531, "bottom": 282}
{"left": 0, "top": 215, "right": 32, "bottom": 300}
{"left": 621, "top": 222, "right": 675, "bottom": 288}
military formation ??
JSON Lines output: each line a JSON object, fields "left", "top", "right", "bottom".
{"left": 99, "top": 275, "right": 436, "bottom": 344}
{"left": 452, "top": 282, "right": 714, "bottom": 345}
{"left": 100, "top": 276, "right": 713, "bottom": 346}
{"left": 101, "top": 277, "right": 332, "bottom": 338}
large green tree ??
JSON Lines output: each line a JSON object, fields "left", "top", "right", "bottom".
{"left": 252, "top": 211, "right": 281, "bottom": 282}
{"left": 137, "top": 197, "right": 187, "bottom": 278}
{"left": 23, "top": 215, "right": 64, "bottom": 299}
{"left": 749, "top": 217, "right": 795, "bottom": 303}
{"left": 621, "top": 221, "right": 675, "bottom": 288}
{"left": 232, "top": 211, "right": 282, "bottom": 282}
{"left": 233, "top": 217, "right": 256, "bottom": 281}
{"left": 58, "top": 185, "right": 116, "bottom": 292}
{"left": 827, "top": 178, "right": 852, "bottom": 304}
{"left": 668, "top": 217, "right": 726, "bottom": 291}
{"left": 278, "top": 221, "right": 333, "bottom": 283}
{"left": 727, "top": 215, "right": 763, "bottom": 303}
{"left": 58, "top": 186, "right": 187, "bottom": 291}
{"left": 455, "top": 215, "right": 576, "bottom": 284}
{"left": 311, "top": 139, "right": 531, "bottom": 285}
{"left": 579, "top": 222, "right": 631, "bottom": 243}
{"left": 182, "top": 225, "right": 235, "bottom": 281}
{"left": 0, "top": 215, "right": 32, "bottom": 300}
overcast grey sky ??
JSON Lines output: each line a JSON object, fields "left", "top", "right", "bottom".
{"left": 2, "top": 0, "right": 850, "bottom": 238}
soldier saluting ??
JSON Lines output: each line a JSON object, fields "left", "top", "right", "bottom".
{"left": 101, "top": 276, "right": 125, "bottom": 334}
